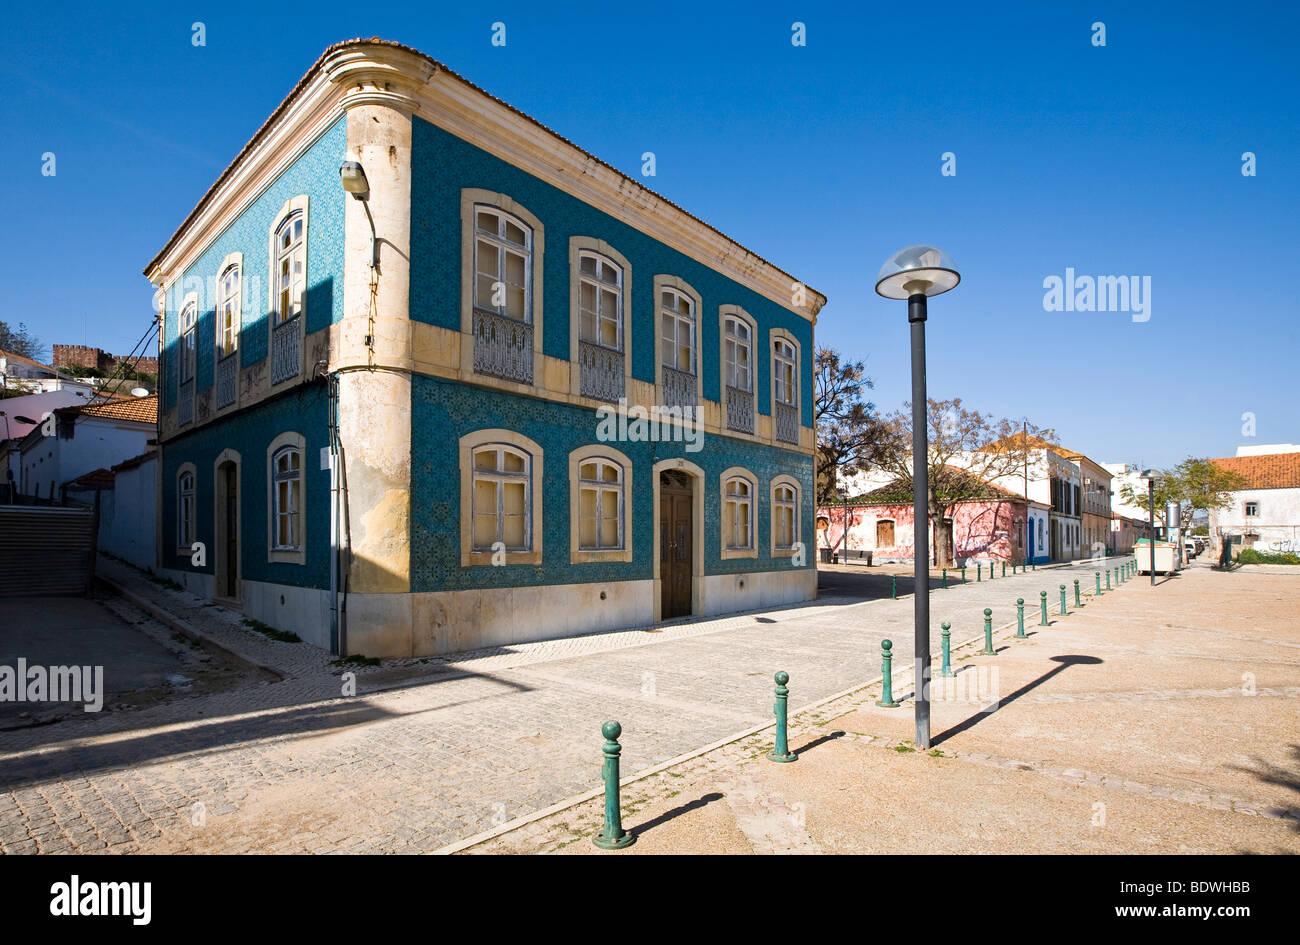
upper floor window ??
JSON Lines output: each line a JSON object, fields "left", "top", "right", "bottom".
{"left": 724, "top": 316, "right": 752, "bottom": 392}
{"left": 217, "top": 264, "right": 240, "bottom": 358}
{"left": 1245, "top": 501, "right": 1259, "bottom": 517}
{"left": 723, "top": 475, "right": 754, "bottom": 552}
{"left": 474, "top": 206, "right": 532, "bottom": 323}
{"left": 274, "top": 212, "right": 305, "bottom": 324}
{"left": 179, "top": 301, "right": 197, "bottom": 383}
{"left": 773, "top": 339, "right": 796, "bottom": 406}
{"left": 472, "top": 444, "right": 532, "bottom": 551}
{"left": 578, "top": 252, "right": 622, "bottom": 350}
{"left": 177, "top": 469, "right": 195, "bottom": 551}
{"left": 271, "top": 445, "right": 303, "bottom": 551}
{"left": 660, "top": 288, "right": 696, "bottom": 375}
{"left": 578, "top": 457, "right": 624, "bottom": 551}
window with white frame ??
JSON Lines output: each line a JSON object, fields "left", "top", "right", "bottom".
{"left": 274, "top": 212, "right": 305, "bottom": 324}
{"left": 1245, "top": 501, "right": 1259, "bottom": 517}
{"left": 723, "top": 476, "right": 754, "bottom": 551}
{"left": 474, "top": 206, "right": 532, "bottom": 323}
{"left": 217, "top": 264, "right": 240, "bottom": 358}
{"left": 180, "top": 301, "right": 197, "bottom": 383}
{"left": 724, "top": 316, "right": 752, "bottom": 392}
{"left": 578, "top": 252, "right": 622, "bottom": 350}
{"left": 578, "top": 457, "right": 624, "bottom": 551}
{"left": 177, "top": 470, "right": 195, "bottom": 550}
{"left": 271, "top": 445, "right": 302, "bottom": 551}
{"left": 773, "top": 338, "right": 796, "bottom": 406}
{"left": 773, "top": 482, "right": 798, "bottom": 550}
{"left": 660, "top": 288, "right": 696, "bottom": 374}
{"left": 472, "top": 445, "right": 532, "bottom": 551}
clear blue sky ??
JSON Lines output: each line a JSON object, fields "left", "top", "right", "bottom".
{"left": 3, "top": 1, "right": 1295, "bottom": 468}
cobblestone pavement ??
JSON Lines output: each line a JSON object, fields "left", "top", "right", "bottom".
{"left": 2, "top": 555, "right": 1143, "bottom": 853}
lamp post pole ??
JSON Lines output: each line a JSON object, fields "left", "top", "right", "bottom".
{"left": 909, "top": 292, "right": 931, "bottom": 749}
{"left": 1148, "top": 477, "right": 1157, "bottom": 586}
{"left": 875, "top": 245, "right": 959, "bottom": 753}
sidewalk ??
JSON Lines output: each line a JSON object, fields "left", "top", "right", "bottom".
{"left": 470, "top": 566, "right": 1300, "bottom": 854}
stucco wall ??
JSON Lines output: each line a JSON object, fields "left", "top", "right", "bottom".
{"left": 99, "top": 456, "right": 157, "bottom": 571}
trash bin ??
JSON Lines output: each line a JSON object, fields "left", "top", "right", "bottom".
{"left": 819, "top": 548, "right": 832, "bottom": 564}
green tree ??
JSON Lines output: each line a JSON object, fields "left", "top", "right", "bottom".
{"left": 814, "top": 347, "right": 890, "bottom": 508}
{"left": 0, "top": 321, "right": 44, "bottom": 361}
{"left": 1118, "top": 458, "right": 1245, "bottom": 533}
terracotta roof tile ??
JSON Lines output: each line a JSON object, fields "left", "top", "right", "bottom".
{"left": 1209, "top": 454, "right": 1300, "bottom": 490}
{"left": 75, "top": 394, "right": 158, "bottom": 425}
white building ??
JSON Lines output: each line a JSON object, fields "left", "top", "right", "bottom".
{"left": 0, "top": 350, "right": 95, "bottom": 396}
{"left": 98, "top": 450, "right": 158, "bottom": 570}
{"left": 1209, "top": 451, "right": 1300, "bottom": 555}
{"left": 17, "top": 395, "right": 157, "bottom": 501}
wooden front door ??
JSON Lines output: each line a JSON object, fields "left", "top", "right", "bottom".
{"left": 660, "top": 471, "right": 693, "bottom": 619}
{"left": 219, "top": 463, "right": 239, "bottom": 598}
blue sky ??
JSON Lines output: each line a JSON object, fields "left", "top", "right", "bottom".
{"left": 2, "top": 1, "right": 1295, "bottom": 468}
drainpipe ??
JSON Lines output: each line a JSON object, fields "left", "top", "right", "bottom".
{"left": 328, "top": 372, "right": 342, "bottom": 655}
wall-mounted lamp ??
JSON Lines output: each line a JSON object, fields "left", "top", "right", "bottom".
{"left": 340, "top": 155, "right": 378, "bottom": 268}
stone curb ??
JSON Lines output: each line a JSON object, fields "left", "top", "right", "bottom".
{"left": 98, "top": 576, "right": 284, "bottom": 681}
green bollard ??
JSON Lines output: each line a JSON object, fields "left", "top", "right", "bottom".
{"left": 1060, "top": 584, "right": 1068, "bottom": 615}
{"left": 593, "top": 721, "right": 635, "bottom": 850}
{"left": 939, "top": 622, "right": 955, "bottom": 677}
{"left": 891, "top": 574, "right": 897, "bottom": 600}
{"left": 1074, "top": 579, "right": 1082, "bottom": 607}
{"left": 1002, "top": 561, "right": 1007, "bottom": 578}
{"left": 942, "top": 568, "right": 947, "bottom": 589}
{"left": 876, "top": 640, "right": 900, "bottom": 708}
{"left": 1040, "top": 591, "right": 1049, "bottom": 626}
{"left": 767, "top": 672, "right": 796, "bottom": 763}
{"left": 1119, "top": 566, "right": 1125, "bottom": 585}
{"left": 982, "top": 608, "right": 995, "bottom": 655}
{"left": 1016, "top": 597, "right": 1026, "bottom": 637}
{"left": 961, "top": 566, "right": 967, "bottom": 584}
{"left": 1105, "top": 569, "right": 1111, "bottom": 591}
{"left": 977, "top": 563, "right": 982, "bottom": 582}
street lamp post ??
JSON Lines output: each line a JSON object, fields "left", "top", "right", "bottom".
{"left": 1141, "top": 468, "right": 1161, "bottom": 586}
{"left": 876, "top": 245, "right": 960, "bottom": 750}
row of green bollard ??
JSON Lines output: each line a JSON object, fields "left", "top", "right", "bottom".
{"left": 597, "top": 558, "right": 1147, "bottom": 848}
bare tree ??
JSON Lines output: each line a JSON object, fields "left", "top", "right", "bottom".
{"left": 814, "top": 347, "right": 892, "bottom": 508}
{"left": 878, "top": 397, "right": 1054, "bottom": 568}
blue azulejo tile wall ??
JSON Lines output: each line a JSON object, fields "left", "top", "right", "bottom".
{"left": 162, "top": 118, "right": 347, "bottom": 406}
{"left": 160, "top": 382, "right": 330, "bottom": 589}
{"left": 409, "top": 117, "right": 815, "bottom": 429}
{"left": 410, "top": 375, "right": 814, "bottom": 594}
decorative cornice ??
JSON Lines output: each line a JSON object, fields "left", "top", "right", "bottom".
{"left": 145, "top": 38, "right": 827, "bottom": 323}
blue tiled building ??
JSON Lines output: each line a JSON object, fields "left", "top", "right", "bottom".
{"left": 145, "top": 39, "right": 824, "bottom": 657}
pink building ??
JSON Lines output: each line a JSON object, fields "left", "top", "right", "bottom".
{"left": 817, "top": 474, "right": 1036, "bottom": 565}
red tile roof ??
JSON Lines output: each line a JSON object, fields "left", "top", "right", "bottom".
{"left": 1209, "top": 454, "right": 1300, "bottom": 490}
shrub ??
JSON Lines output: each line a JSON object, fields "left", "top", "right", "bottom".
{"left": 1237, "top": 548, "right": 1300, "bottom": 565}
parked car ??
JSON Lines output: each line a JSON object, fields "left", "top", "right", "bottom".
{"left": 1184, "top": 540, "right": 1198, "bottom": 558}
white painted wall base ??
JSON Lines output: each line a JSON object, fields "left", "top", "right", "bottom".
{"left": 158, "top": 568, "right": 818, "bottom": 660}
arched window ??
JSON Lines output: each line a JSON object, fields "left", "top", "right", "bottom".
{"left": 660, "top": 287, "right": 696, "bottom": 376}
{"left": 177, "top": 468, "right": 195, "bottom": 551}
{"left": 471, "top": 444, "right": 532, "bottom": 551}
{"left": 723, "top": 475, "right": 754, "bottom": 552}
{"left": 274, "top": 211, "right": 305, "bottom": 324}
{"left": 578, "top": 457, "right": 624, "bottom": 552}
{"left": 723, "top": 316, "right": 752, "bottom": 392}
{"left": 773, "top": 338, "right": 796, "bottom": 407}
{"left": 578, "top": 251, "right": 622, "bottom": 351}
{"left": 180, "top": 301, "right": 197, "bottom": 383}
{"left": 217, "top": 263, "right": 241, "bottom": 358}
{"left": 271, "top": 444, "right": 302, "bottom": 551}
{"left": 773, "top": 480, "right": 799, "bottom": 552}
{"left": 474, "top": 206, "right": 532, "bottom": 323}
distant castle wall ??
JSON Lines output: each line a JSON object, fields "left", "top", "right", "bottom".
{"left": 53, "top": 344, "right": 159, "bottom": 376}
